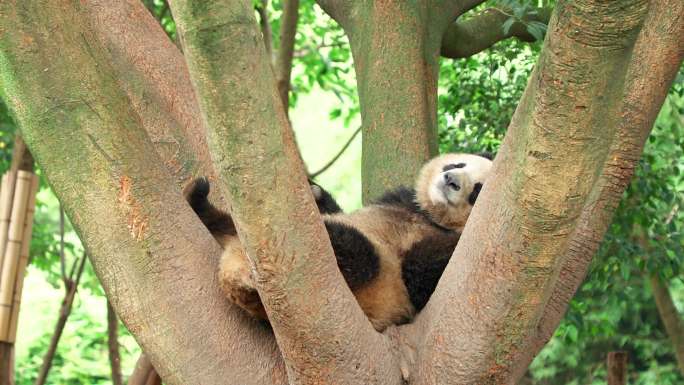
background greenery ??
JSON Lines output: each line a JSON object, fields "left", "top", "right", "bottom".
{"left": 0, "top": 0, "right": 681, "bottom": 383}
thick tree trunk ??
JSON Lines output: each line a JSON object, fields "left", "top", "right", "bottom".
{"left": 407, "top": 1, "right": 681, "bottom": 384}
{"left": 650, "top": 276, "right": 684, "bottom": 375}
{"left": 334, "top": 1, "right": 474, "bottom": 201}
{"left": 0, "top": 2, "right": 285, "bottom": 384}
{"left": 514, "top": 1, "right": 684, "bottom": 379}
{"left": 170, "top": 1, "right": 399, "bottom": 384}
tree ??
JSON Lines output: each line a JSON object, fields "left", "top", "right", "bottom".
{"left": 0, "top": 1, "right": 682, "bottom": 384}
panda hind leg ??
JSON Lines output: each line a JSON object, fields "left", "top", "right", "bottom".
{"left": 218, "top": 238, "right": 267, "bottom": 319}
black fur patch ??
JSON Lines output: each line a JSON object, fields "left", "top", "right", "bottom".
{"left": 375, "top": 187, "right": 454, "bottom": 232}
{"left": 324, "top": 221, "right": 380, "bottom": 290}
{"left": 443, "top": 163, "right": 466, "bottom": 172}
{"left": 401, "top": 232, "right": 460, "bottom": 311}
{"left": 374, "top": 186, "right": 421, "bottom": 214}
{"left": 186, "top": 178, "right": 237, "bottom": 239}
{"left": 468, "top": 182, "right": 483, "bottom": 206}
{"left": 309, "top": 179, "right": 343, "bottom": 214}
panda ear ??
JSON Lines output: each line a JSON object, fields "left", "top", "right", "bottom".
{"left": 477, "top": 152, "right": 494, "bottom": 160}
{"left": 468, "top": 183, "right": 483, "bottom": 205}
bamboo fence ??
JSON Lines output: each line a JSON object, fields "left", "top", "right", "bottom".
{"left": 0, "top": 170, "right": 39, "bottom": 342}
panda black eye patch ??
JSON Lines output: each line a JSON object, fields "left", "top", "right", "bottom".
{"left": 442, "top": 163, "right": 466, "bottom": 172}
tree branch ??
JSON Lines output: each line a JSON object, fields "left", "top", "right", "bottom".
{"left": 274, "top": 0, "right": 299, "bottom": 112}
{"left": 309, "top": 126, "right": 361, "bottom": 178}
{"left": 107, "top": 300, "right": 123, "bottom": 385}
{"left": 314, "top": 0, "right": 352, "bottom": 29}
{"left": 512, "top": 0, "right": 684, "bottom": 380}
{"left": 0, "top": 2, "right": 286, "bottom": 383}
{"left": 256, "top": 0, "right": 274, "bottom": 61}
{"left": 170, "top": 1, "right": 397, "bottom": 383}
{"left": 34, "top": 254, "right": 86, "bottom": 385}
{"left": 441, "top": 7, "right": 552, "bottom": 59}
{"left": 128, "top": 354, "right": 154, "bottom": 385}
{"left": 413, "top": 1, "right": 656, "bottom": 383}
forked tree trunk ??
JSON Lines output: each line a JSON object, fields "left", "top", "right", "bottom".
{"left": 0, "top": 0, "right": 681, "bottom": 384}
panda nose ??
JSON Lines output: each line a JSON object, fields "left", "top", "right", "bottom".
{"left": 443, "top": 173, "right": 460, "bottom": 190}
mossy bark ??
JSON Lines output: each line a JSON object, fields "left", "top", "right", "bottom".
{"left": 82, "top": 0, "right": 217, "bottom": 188}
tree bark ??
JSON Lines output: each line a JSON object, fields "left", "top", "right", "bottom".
{"left": 256, "top": 0, "right": 274, "bottom": 60}
{"left": 82, "top": 0, "right": 217, "bottom": 187}
{"left": 650, "top": 276, "right": 684, "bottom": 376}
{"left": 607, "top": 351, "right": 628, "bottom": 385}
{"left": 107, "top": 300, "right": 124, "bottom": 385}
{"left": 0, "top": 2, "right": 285, "bottom": 384}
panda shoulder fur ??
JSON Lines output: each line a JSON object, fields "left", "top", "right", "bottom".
{"left": 186, "top": 153, "right": 493, "bottom": 331}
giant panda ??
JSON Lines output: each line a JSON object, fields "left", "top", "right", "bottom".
{"left": 186, "top": 153, "right": 493, "bottom": 331}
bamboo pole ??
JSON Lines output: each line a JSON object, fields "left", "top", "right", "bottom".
{"left": 7, "top": 174, "right": 39, "bottom": 342}
{"left": 0, "top": 172, "right": 17, "bottom": 274}
{"left": 0, "top": 171, "right": 32, "bottom": 341}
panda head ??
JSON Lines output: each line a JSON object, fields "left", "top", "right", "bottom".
{"left": 414, "top": 153, "right": 493, "bottom": 231}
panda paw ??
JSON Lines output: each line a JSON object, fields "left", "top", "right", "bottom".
{"left": 309, "top": 179, "right": 342, "bottom": 214}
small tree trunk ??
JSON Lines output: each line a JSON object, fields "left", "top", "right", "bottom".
{"left": 650, "top": 275, "right": 684, "bottom": 375}
{"left": 34, "top": 255, "right": 86, "bottom": 385}
{"left": 107, "top": 300, "right": 123, "bottom": 385}
{"left": 0, "top": 344, "right": 12, "bottom": 385}
{"left": 607, "top": 351, "right": 628, "bottom": 385}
